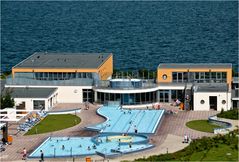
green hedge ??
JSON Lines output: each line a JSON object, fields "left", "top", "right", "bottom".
{"left": 217, "top": 109, "right": 239, "bottom": 120}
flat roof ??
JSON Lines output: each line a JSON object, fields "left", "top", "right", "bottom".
{"left": 14, "top": 52, "right": 112, "bottom": 69}
{"left": 158, "top": 63, "right": 232, "bottom": 69}
{"left": 3, "top": 87, "right": 57, "bottom": 98}
{"left": 194, "top": 83, "right": 228, "bottom": 92}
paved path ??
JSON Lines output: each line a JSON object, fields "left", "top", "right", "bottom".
{"left": 1, "top": 104, "right": 220, "bottom": 162}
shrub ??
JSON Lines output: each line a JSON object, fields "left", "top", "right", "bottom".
{"left": 217, "top": 109, "right": 239, "bottom": 120}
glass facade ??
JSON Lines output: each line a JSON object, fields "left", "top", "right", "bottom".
{"left": 172, "top": 72, "right": 227, "bottom": 83}
{"left": 158, "top": 90, "right": 169, "bottom": 102}
{"left": 171, "top": 90, "right": 184, "bottom": 101}
{"left": 34, "top": 72, "right": 93, "bottom": 80}
{"left": 96, "top": 91, "right": 157, "bottom": 105}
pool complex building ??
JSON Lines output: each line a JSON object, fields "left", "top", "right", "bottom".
{"left": 3, "top": 52, "right": 238, "bottom": 111}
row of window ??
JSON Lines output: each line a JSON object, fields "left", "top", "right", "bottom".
{"left": 172, "top": 72, "right": 227, "bottom": 83}
{"left": 34, "top": 72, "right": 93, "bottom": 80}
{"left": 96, "top": 92, "right": 157, "bottom": 105}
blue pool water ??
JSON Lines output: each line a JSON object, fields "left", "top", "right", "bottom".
{"left": 86, "top": 106, "right": 164, "bottom": 134}
{"left": 29, "top": 134, "right": 153, "bottom": 158}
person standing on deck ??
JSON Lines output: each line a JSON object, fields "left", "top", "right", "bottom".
{"left": 40, "top": 150, "right": 44, "bottom": 162}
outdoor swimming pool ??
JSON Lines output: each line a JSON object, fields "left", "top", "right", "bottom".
{"left": 29, "top": 106, "right": 164, "bottom": 158}
{"left": 29, "top": 134, "right": 154, "bottom": 158}
{"left": 86, "top": 106, "right": 165, "bottom": 134}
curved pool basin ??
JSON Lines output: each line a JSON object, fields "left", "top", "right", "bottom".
{"left": 28, "top": 134, "right": 153, "bottom": 158}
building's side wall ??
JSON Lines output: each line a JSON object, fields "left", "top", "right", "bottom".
{"left": 98, "top": 54, "right": 113, "bottom": 80}
{"left": 55, "top": 86, "right": 92, "bottom": 103}
{"left": 193, "top": 92, "right": 231, "bottom": 111}
{"left": 157, "top": 68, "right": 232, "bottom": 87}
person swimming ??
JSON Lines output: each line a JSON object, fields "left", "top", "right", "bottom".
{"left": 62, "top": 145, "right": 65, "bottom": 150}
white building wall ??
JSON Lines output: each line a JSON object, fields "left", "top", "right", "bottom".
{"left": 14, "top": 98, "right": 33, "bottom": 111}
{"left": 194, "top": 92, "right": 231, "bottom": 111}
{"left": 7, "top": 85, "right": 93, "bottom": 104}
{"left": 54, "top": 86, "right": 92, "bottom": 103}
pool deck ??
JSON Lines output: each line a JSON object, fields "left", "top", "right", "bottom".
{"left": 0, "top": 103, "right": 223, "bottom": 161}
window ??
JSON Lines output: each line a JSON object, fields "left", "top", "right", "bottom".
{"left": 162, "top": 74, "right": 167, "bottom": 80}
{"left": 216, "top": 72, "right": 222, "bottom": 80}
{"left": 33, "top": 100, "right": 45, "bottom": 110}
{"left": 195, "top": 72, "right": 200, "bottom": 80}
{"left": 200, "top": 72, "right": 205, "bottom": 80}
{"left": 178, "top": 73, "right": 183, "bottom": 82}
{"left": 172, "top": 72, "right": 177, "bottom": 81}
{"left": 200, "top": 100, "right": 205, "bottom": 104}
{"left": 183, "top": 72, "right": 188, "bottom": 82}
{"left": 222, "top": 100, "right": 226, "bottom": 104}
{"left": 205, "top": 72, "right": 210, "bottom": 82}
{"left": 211, "top": 72, "right": 216, "bottom": 79}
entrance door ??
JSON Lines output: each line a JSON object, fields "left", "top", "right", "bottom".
{"left": 209, "top": 96, "right": 217, "bottom": 110}
{"left": 159, "top": 90, "right": 169, "bottom": 102}
{"left": 83, "top": 89, "right": 94, "bottom": 103}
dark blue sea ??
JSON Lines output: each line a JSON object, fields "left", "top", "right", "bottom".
{"left": 1, "top": 1, "right": 238, "bottom": 71}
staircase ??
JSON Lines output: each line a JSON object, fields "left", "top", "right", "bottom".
{"left": 184, "top": 84, "right": 192, "bottom": 110}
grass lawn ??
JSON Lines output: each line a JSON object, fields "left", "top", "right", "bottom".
{"left": 188, "top": 144, "right": 238, "bottom": 161}
{"left": 25, "top": 114, "right": 81, "bottom": 135}
{"left": 186, "top": 120, "right": 222, "bottom": 133}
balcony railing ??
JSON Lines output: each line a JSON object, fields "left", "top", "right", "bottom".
{"left": 6, "top": 77, "right": 94, "bottom": 86}
{"left": 94, "top": 79, "right": 158, "bottom": 90}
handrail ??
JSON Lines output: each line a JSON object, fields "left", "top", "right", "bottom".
{"left": 208, "top": 115, "right": 232, "bottom": 134}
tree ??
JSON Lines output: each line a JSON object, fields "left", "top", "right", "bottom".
{"left": 1, "top": 92, "right": 15, "bottom": 109}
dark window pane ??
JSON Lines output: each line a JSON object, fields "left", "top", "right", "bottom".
{"left": 195, "top": 72, "right": 199, "bottom": 79}
{"left": 211, "top": 72, "right": 216, "bottom": 79}
{"left": 172, "top": 72, "right": 177, "bottom": 81}
{"left": 178, "top": 73, "right": 182, "bottom": 80}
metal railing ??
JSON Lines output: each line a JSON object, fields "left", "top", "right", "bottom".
{"left": 94, "top": 80, "right": 158, "bottom": 90}
{"left": 6, "top": 77, "right": 94, "bottom": 86}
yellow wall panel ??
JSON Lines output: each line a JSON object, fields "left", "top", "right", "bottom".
{"left": 98, "top": 54, "right": 113, "bottom": 80}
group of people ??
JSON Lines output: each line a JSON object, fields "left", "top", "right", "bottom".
{"left": 151, "top": 104, "right": 161, "bottom": 110}
{"left": 87, "top": 144, "right": 97, "bottom": 151}
{"left": 182, "top": 134, "right": 190, "bottom": 143}
{"left": 22, "top": 148, "right": 44, "bottom": 161}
